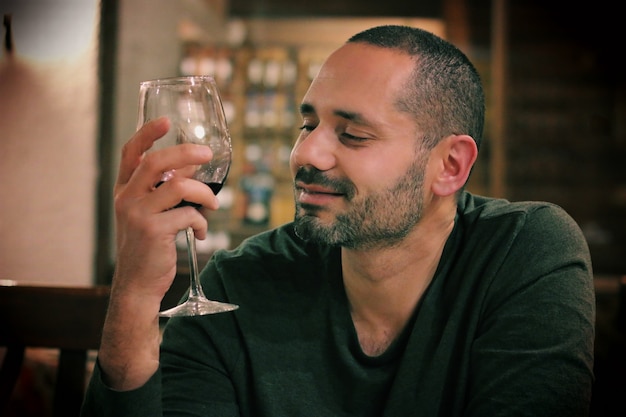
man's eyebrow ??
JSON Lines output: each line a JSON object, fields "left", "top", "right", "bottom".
{"left": 300, "top": 102, "right": 315, "bottom": 115}
{"left": 300, "top": 103, "right": 367, "bottom": 124}
{"left": 334, "top": 109, "right": 366, "bottom": 124}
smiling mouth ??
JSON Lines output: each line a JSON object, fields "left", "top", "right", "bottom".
{"left": 295, "top": 183, "right": 345, "bottom": 206}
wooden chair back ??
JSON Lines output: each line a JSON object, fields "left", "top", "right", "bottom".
{"left": 0, "top": 283, "right": 110, "bottom": 417}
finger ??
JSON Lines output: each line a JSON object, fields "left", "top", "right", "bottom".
{"left": 117, "top": 117, "right": 171, "bottom": 186}
{"left": 177, "top": 207, "right": 210, "bottom": 241}
{"left": 131, "top": 143, "right": 214, "bottom": 193}
{"left": 156, "top": 165, "right": 198, "bottom": 184}
{"left": 151, "top": 177, "right": 220, "bottom": 212}
{"left": 140, "top": 204, "right": 210, "bottom": 242}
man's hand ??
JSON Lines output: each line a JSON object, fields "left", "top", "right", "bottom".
{"left": 98, "top": 117, "right": 219, "bottom": 390}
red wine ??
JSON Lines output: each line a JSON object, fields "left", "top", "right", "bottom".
{"left": 207, "top": 181, "right": 223, "bottom": 195}
{"left": 156, "top": 181, "right": 223, "bottom": 208}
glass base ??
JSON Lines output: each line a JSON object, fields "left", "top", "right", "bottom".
{"left": 159, "top": 295, "right": 239, "bottom": 317}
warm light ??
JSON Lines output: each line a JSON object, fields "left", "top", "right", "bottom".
{"left": 0, "top": 0, "right": 98, "bottom": 61}
{"left": 193, "top": 125, "right": 206, "bottom": 139}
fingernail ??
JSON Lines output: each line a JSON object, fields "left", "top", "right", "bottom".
{"left": 155, "top": 116, "right": 170, "bottom": 127}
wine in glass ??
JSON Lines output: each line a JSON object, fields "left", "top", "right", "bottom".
{"left": 137, "top": 75, "right": 239, "bottom": 317}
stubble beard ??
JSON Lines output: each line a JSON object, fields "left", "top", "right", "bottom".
{"left": 293, "top": 157, "right": 427, "bottom": 250}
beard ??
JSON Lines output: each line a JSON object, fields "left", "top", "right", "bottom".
{"left": 293, "top": 155, "right": 427, "bottom": 250}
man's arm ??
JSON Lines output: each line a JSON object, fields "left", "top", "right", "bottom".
{"left": 81, "top": 117, "right": 219, "bottom": 415}
{"left": 468, "top": 205, "right": 595, "bottom": 417}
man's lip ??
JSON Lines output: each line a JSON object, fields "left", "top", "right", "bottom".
{"left": 295, "top": 182, "right": 345, "bottom": 206}
{"left": 295, "top": 182, "right": 342, "bottom": 195}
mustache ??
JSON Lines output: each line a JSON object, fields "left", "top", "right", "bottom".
{"left": 294, "top": 167, "right": 356, "bottom": 198}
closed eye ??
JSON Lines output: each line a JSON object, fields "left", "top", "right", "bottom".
{"left": 339, "top": 129, "right": 373, "bottom": 147}
{"left": 299, "top": 124, "right": 315, "bottom": 132}
{"left": 341, "top": 132, "right": 367, "bottom": 142}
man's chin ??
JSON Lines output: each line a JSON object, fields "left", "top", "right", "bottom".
{"left": 294, "top": 216, "right": 333, "bottom": 244}
{"left": 296, "top": 220, "right": 352, "bottom": 251}
{"left": 293, "top": 216, "right": 316, "bottom": 240}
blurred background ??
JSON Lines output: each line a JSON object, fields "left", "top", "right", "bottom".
{"left": 0, "top": 0, "right": 624, "bottom": 415}
{"left": 1, "top": 0, "right": 623, "bottom": 286}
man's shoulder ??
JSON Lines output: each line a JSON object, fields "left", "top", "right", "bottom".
{"left": 458, "top": 191, "right": 589, "bottom": 258}
{"left": 459, "top": 191, "right": 575, "bottom": 225}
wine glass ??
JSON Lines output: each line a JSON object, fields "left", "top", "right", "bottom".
{"left": 137, "top": 75, "right": 239, "bottom": 317}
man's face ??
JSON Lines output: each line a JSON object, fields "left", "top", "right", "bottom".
{"left": 289, "top": 43, "right": 431, "bottom": 250}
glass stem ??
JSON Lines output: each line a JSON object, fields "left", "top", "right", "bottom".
{"left": 185, "top": 226, "right": 206, "bottom": 300}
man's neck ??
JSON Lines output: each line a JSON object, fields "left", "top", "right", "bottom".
{"left": 341, "top": 197, "right": 456, "bottom": 356}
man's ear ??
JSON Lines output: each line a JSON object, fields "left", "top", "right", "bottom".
{"left": 431, "top": 134, "right": 478, "bottom": 197}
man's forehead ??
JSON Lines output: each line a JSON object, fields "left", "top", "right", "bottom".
{"left": 316, "top": 43, "right": 414, "bottom": 85}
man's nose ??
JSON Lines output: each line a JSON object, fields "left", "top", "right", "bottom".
{"left": 290, "top": 127, "right": 337, "bottom": 172}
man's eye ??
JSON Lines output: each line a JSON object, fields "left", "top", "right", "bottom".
{"left": 299, "top": 124, "right": 315, "bottom": 132}
{"left": 341, "top": 132, "right": 367, "bottom": 142}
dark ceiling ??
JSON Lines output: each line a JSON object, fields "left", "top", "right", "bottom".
{"left": 228, "top": 0, "right": 443, "bottom": 18}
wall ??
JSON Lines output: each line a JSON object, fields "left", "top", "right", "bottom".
{"left": 0, "top": 0, "right": 99, "bottom": 286}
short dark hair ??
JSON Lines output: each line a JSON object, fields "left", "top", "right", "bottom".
{"left": 348, "top": 25, "right": 485, "bottom": 151}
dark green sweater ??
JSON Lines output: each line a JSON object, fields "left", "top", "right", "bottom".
{"left": 82, "top": 192, "right": 595, "bottom": 416}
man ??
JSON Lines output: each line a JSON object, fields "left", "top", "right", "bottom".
{"left": 82, "top": 25, "right": 595, "bottom": 416}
